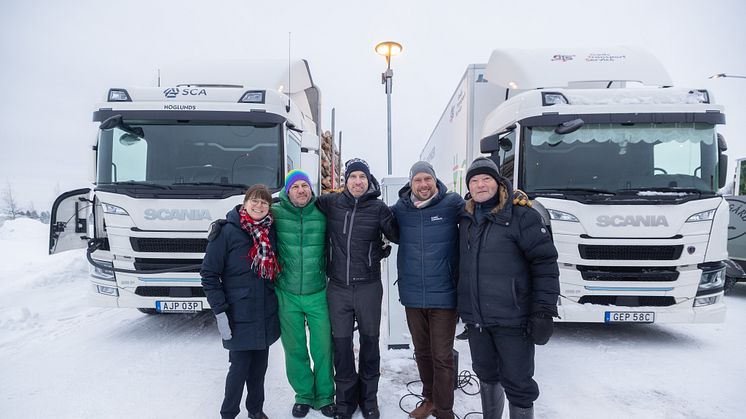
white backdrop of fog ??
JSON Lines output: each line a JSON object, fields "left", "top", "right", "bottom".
{"left": 1, "top": 0, "right": 745, "bottom": 211}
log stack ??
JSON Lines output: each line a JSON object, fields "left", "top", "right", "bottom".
{"left": 320, "top": 130, "right": 342, "bottom": 193}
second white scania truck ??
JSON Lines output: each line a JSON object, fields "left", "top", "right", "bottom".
{"left": 422, "top": 47, "right": 728, "bottom": 323}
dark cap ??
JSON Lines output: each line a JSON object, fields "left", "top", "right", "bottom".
{"left": 344, "top": 158, "right": 371, "bottom": 182}
{"left": 465, "top": 157, "right": 499, "bottom": 186}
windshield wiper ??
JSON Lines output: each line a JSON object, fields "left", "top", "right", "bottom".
{"left": 173, "top": 182, "right": 248, "bottom": 188}
{"left": 617, "top": 187, "right": 706, "bottom": 195}
{"left": 112, "top": 181, "right": 171, "bottom": 189}
{"left": 534, "top": 187, "right": 616, "bottom": 195}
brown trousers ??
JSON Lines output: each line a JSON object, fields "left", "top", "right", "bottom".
{"left": 405, "top": 307, "right": 459, "bottom": 419}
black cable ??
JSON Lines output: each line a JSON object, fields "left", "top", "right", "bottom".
{"left": 397, "top": 352, "right": 483, "bottom": 418}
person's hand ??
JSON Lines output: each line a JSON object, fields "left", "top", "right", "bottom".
{"left": 216, "top": 312, "right": 232, "bottom": 341}
{"left": 512, "top": 189, "right": 532, "bottom": 207}
{"left": 527, "top": 312, "right": 553, "bottom": 345}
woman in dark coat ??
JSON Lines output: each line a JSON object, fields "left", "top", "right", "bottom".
{"left": 201, "top": 184, "right": 281, "bottom": 419}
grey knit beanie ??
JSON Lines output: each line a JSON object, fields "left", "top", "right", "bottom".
{"left": 465, "top": 157, "right": 499, "bottom": 185}
{"left": 409, "top": 161, "right": 436, "bottom": 183}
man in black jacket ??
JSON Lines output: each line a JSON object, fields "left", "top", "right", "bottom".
{"left": 458, "top": 157, "right": 559, "bottom": 419}
{"left": 316, "top": 158, "right": 399, "bottom": 419}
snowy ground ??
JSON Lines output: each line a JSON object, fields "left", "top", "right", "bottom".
{"left": 0, "top": 218, "right": 743, "bottom": 419}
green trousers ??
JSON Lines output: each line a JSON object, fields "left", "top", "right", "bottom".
{"left": 276, "top": 287, "right": 335, "bottom": 409}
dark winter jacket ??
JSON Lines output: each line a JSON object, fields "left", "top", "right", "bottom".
{"left": 200, "top": 205, "right": 281, "bottom": 351}
{"left": 316, "top": 175, "right": 399, "bottom": 286}
{"left": 391, "top": 180, "right": 463, "bottom": 309}
{"left": 458, "top": 177, "right": 559, "bottom": 328}
{"left": 271, "top": 188, "right": 327, "bottom": 295}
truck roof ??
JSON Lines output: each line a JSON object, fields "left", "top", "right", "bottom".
{"left": 485, "top": 47, "right": 672, "bottom": 90}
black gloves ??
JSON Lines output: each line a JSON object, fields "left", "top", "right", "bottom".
{"left": 527, "top": 312, "right": 554, "bottom": 345}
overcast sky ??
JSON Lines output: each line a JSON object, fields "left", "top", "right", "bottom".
{"left": 2, "top": 0, "right": 745, "bottom": 210}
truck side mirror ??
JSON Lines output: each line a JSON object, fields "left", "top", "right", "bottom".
{"left": 100, "top": 115, "right": 123, "bottom": 130}
{"left": 719, "top": 153, "right": 728, "bottom": 189}
{"left": 480, "top": 123, "right": 517, "bottom": 154}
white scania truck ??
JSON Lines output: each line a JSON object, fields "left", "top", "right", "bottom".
{"left": 423, "top": 48, "right": 728, "bottom": 323}
{"left": 49, "top": 60, "right": 330, "bottom": 314}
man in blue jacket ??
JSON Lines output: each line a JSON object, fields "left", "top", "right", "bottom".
{"left": 458, "top": 157, "right": 559, "bottom": 419}
{"left": 391, "top": 161, "right": 463, "bottom": 419}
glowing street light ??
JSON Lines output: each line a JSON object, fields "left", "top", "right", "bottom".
{"left": 375, "top": 41, "right": 403, "bottom": 175}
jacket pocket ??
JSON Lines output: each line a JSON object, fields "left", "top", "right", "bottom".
{"left": 228, "top": 298, "right": 255, "bottom": 324}
{"left": 511, "top": 278, "right": 520, "bottom": 310}
{"left": 343, "top": 211, "right": 350, "bottom": 235}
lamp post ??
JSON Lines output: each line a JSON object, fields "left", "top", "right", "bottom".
{"left": 709, "top": 73, "right": 746, "bottom": 79}
{"left": 375, "top": 41, "right": 403, "bottom": 175}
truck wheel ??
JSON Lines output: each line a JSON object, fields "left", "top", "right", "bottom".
{"left": 137, "top": 308, "right": 159, "bottom": 315}
{"left": 724, "top": 276, "right": 737, "bottom": 295}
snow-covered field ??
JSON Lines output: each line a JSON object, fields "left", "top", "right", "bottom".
{"left": 0, "top": 218, "right": 743, "bottom": 419}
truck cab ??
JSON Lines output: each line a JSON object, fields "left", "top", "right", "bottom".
{"left": 49, "top": 60, "right": 325, "bottom": 313}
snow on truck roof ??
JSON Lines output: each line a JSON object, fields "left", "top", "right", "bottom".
{"left": 485, "top": 47, "right": 672, "bottom": 90}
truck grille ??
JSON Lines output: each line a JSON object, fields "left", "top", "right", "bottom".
{"left": 577, "top": 266, "right": 679, "bottom": 282}
{"left": 578, "top": 295, "right": 676, "bottom": 307}
{"left": 130, "top": 238, "right": 208, "bottom": 253}
{"left": 133, "top": 258, "right": 203, "bottom": 272}
{"left": 578, "top": 245, "right": 683, "bottom": 260}
{"left": 134, "top": 286, "right": 205, "bottom": 298}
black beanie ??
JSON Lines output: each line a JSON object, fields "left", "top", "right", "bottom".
{"left": 344, "top": 158, "right": 371, "bottom": 182}
{"left": 465, "top": 157, "right": 500, "bottom": 185}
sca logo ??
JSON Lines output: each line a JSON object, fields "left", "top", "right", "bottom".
{"left": 163, "top": 87, "right": 207, "bottom": 99}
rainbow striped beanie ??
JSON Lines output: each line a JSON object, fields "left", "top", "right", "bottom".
{"left": 284, "top": 169, "right": 312, "bottom": 191}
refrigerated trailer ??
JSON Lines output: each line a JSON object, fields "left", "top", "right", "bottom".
{"left": 49, "top": 60, "right": 332, "bottom": 313}
{"left": 422, "top": 48, "right": 728, "bottom": 323}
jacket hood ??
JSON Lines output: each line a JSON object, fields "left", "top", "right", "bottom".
{"left": 397, "top": 179, "right": 448, "bottom": 208}
{"left": 226, "top": 204, "right": 243, "bottom": 227}
{"left": 464, "top": 175, "right": 513, "bottom": 216}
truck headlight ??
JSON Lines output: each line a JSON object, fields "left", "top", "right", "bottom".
{"left": 102, "top": 203, "right": 129, "bottom": 215}
{"left": 686, "top": 209, "right": 716, "bottom": 223}
{"left": 547, "top": 209, "right": 579, "bottom": 222}
{"left": 90, "top": 260, "right": 115, "bottom": 280}
{"left": 697, "top": 263, "right": 725, "bottom": 291}
{"left": 96, "top": 285, "right": 119, "bottom": 296}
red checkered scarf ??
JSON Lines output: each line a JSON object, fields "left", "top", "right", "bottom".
{"left": 238, "top": 208, "right": 280, "bottom": 281}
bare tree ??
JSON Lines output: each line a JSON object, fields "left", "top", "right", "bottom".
{"left": 2, "top": 181, "right": 22, "bottom": 220}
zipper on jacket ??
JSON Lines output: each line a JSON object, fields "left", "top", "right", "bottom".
{"left": 345, "top": 199, "right": 359, "bottom": 285}
{"left": 367, "top": 242, "right": 372, "bottom": 267}
{"left": 300, "top": 208, "right": 305, "bottom": 295}
{"left": 420, "top": 209, "right": 425, "bottom": 307}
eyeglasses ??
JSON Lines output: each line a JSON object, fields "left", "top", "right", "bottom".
{"left": 248, "top": 198, "right": 270, "bottom": 207}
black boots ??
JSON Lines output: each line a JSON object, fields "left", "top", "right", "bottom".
{"left": 479, "top": 381, "right": 506, "bottom": 419}
{"left": 292, "top": 403, "right": 311, "bottom": 417}
{"left": 509, "top": 403, "right": 534, "bottom": 419}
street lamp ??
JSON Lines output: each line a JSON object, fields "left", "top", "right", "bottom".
{"left": 375, "top": 41, "right": 403, "bottom": 175}
{"left": 709, "top": 73, "right": 746, "bottom": 79}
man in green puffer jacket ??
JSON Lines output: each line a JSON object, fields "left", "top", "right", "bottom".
{"left": 272, "top": 170, "right": 335, "bottom": 418}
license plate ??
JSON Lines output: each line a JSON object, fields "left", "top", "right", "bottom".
{"left": 156, "top": 301, "right": 203, "bottom": 312}
{"left": 604, "top": 311, "right": 655, "bottom": 323}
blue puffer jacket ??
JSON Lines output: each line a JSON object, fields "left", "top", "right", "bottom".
{"left": 391, "top": 180, "right": 464, "bottom": 309}
{"left": 458, "top": 177, "right": 560, "bottom": 328}
{"left": 200, "top": 205, "right": 281, "bottom": 351}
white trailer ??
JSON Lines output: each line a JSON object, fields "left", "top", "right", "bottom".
{"left": 49, "top": 60, "right": 331, "bottom": 314}
{"left": 422, "top": 48, "right": 728, "bottom": 323}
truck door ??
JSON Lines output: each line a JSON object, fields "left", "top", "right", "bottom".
{"left": 49, "top": 188, "right": 92, "bottom": 254}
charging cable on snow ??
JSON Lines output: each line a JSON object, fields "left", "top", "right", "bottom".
{"left": 398, "top": 353, "right": 482, "bottom": 419}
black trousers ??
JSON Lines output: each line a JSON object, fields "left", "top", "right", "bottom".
{"left": 467, "top": 325, "right": 539, "bottom": 408}
{"left": 220, "top": 348, "right": 269, "bottom": 419}
{"left": 327, "top": 280, "right": 383, "bottom": 416}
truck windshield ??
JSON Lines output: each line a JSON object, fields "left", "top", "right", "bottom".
{"left": 96, "top": 122, "right": 282, "bottom": 189}
{"left": 522, "top": 122, "right": 719, "bottom": 197}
